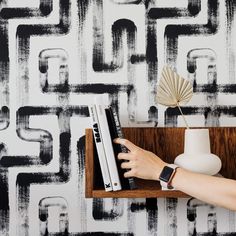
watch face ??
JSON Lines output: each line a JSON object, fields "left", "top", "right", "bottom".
{"left": 159, "top": 166, "right": 174, "bottom": 182}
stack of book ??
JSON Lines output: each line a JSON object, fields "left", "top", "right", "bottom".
{"left": 88, "top": 95, "right": 137, "bottom": 191}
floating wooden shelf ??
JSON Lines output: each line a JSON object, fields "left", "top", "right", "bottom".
{"left": 85, "top": 127, "right": 236, "bottom": 198}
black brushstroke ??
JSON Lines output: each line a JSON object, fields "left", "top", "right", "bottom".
{"left": 108, "top": 93, "right": 119, "bottom": 113}
{"left": 145, "top": 4, "right": 158, "bottom": 120}
{"left": 42, "top": 233, "right": 134, "bottom": 236}
{"left": 0, "top": 172, "right": 9, "bottom": 211}
{"left": 42, "top": 83, "right": 134, "bottom": 94}
{"left": 92, "top": 198, "right": 123, "bottom": 220}
{"left": 42, "top": 233, "right": 236, "bottom": 236}
{"left": 166, "top": 198, "right": 178, "bottom": 235}
{"left": 187, "top": 48, "right": 218, "bottom": 126}
{"left": 1, "top": 105, "right": 88, "bottom": 236}
{"left": 14, "top": 105, "right": 90, "bottom": 236}
{"left": 0, "top": 22, "right": 8, "bottom": 61}
{"left": 39, "top": 48, "right": 69, "bottom": 94}
{"left": 77, "top": 0, "right": 90, "bottom": 27}
{"left": 164, "top": 0, "right": 219, "bottom": 68}
{"left": 187, "top": 48, "right": 217, "bottom": 87}
{"left": 226, "top": 0, "right": 236, "bottom": 84}
{"left": 226, "top": 0, "right": 236, "bottom": 39}
{"left": 90, "top": 0, "right": 151, "bottom": 125}
{"left": 193, "top": 81, "right": 218, "bottom": 94}
{"left": 165, "top": 45, "right": 234, "bottom": 127}
{"left": 0, "top": 170, "right": 9, "bottom": 234}
{"left": 193, "top": 84, "right": 236, "bottom": 94}
{"left": 0, "top": 142, "right": 7, "bottom": 154}
{"left": 0, "top": 107, "right": 53, "bottom": 167}
{"left": 165, "top": 106, "right": 210, "bottom": 127}
{"left": 71, "top": 84, "right": 134, "bottom": 94}
{"left": 0, "top": 0, "right": 53, "bottom": 18}
{"left": 16, "top": 132, "right": 71, "bottom": 185}
{"left": 148, "top": 0, "right": 201, "bottom": 19}
{"left": 0, "top": 3, "right": 10, "bottom": 227}
{"left": 76, "top": 136, "right": 133, "bottom": 235}
{"left": 39, "top": 197, "right": 68, "bottom": 235}
{"left": 0, "top": 1, "right": 10, "bottom": 141}
{"left": 142, "top": 3, "right": 159, "bottom": 125}
{"left": 93, "top": 3, "right": 137, "bottom": 72}
{"left": 146, "top": 17, "right": 157, "bottom": 79}
{"left": 146, "top": 198, "right": 157, "bottom": 211}
{"left": 148, "top": 106, "right": 158, "bottom": 125}
{"left": 130, "top": 198, "right": 157, "bottom": 212}
{"left": 0, "top": 2, "right": 10, "bottom": 226}
{"left": 16, "top": 131, "right": 71, "bottom": 236}
{"left": 130, "top": 202, "right": 146, "bottom": 212}
{"left": 0, "top": 106, "right": 9, "bottom": 130}
{"left": 165, "top": 105, "right": 236, "bottom": 129}
{"left": 187, "top": 198, "right": 217, "bottom": 235}
{"left": 16, "top": 106, "right": 89, "bottom": 117}
{"left": 146, "top": 198, "right": 158, "bottom": 233}
{"left": 129, "top": 199, "right": 158, "bottom": 234}
{"left": 111, "top": 0, "right": 143, "bottom": 4}
{"left": 130, "top": 54, "right": 146, "bottom": 64}
{"left": 208, "top": 212, "right": 217, "bottom": 235}
{"left": 1, "top": 1, "right": 235, "bottom": 235}
{"left": 16, "top": 0, "right": 70, "bottom": 105}
{"left": 77, "top": 0, "right": 90, "bottom": 88}
{"left": 77, "top": 136, "right": 86, "bottom": 180}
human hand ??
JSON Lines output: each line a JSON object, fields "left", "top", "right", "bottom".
{"left": 113, "top": 138, "right": 167, "bottom": 181}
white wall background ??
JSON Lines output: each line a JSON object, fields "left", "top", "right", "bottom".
{"left": 0, "top": 0, "right": 236, "bottom": 235}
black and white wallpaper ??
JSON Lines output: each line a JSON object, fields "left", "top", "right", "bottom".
{"left": 0, "top": 0, "right": 236, "bottom": 235}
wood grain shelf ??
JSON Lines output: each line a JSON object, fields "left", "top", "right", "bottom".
{"left": 85, "top": 127, "right": 236, "bottom": 198}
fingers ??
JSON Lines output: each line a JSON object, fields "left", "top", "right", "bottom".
{"left": 124, "top": 170, "right": 135, "bottom": 178}
{"left": 117, "top": 152, "right": 132, "bottom": 161}
{"left": 118, "top": 154, "right": 136, "bottom": 177}
{"left": 114, "top": 138, "right": 139, "bottom": 152}
{"left": 114, "top": 138, "right": 141, "bottom": 179}
{"left": 120, "top": 161, "right": 132, "bottom": 169}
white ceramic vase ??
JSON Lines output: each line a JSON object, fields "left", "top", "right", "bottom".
{"left": 174, "top": 129, "right": 222, "bottom": 175}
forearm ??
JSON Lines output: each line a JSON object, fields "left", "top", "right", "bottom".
{"left": 114, "top": 138, "right": 236, "bottom": 211}
{"left": 171, "top": 168, "right": 236, "bottom": 211}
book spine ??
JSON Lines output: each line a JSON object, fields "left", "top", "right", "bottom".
{"left": 109, "top": 107, "right": 137, "bottom": 190}
{"left": 88, "top": 104, "right": 113, "bottom": 192}
{"left": 94, "top": 97, "right": 122, "bottom": 191}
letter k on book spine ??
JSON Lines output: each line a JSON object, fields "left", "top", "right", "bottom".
{"left": 94, "top": 96, "right": 122, "bottom": 191}
{"left": 88, "top": 104, "right": 113, "bottom": 192}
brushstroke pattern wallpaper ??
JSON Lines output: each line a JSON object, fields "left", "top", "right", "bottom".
{"left": 0, "top": 0, "right": 236, "bottom": 235}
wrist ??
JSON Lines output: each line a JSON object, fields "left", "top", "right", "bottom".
{"left": 159, "top": 164, "right": 179, "bottom": 189}
{"left": 153, "top": 162, "right": 167, "bottom": 181}
{"left": 170, "top": 167, "right": 186, "bottom": 189}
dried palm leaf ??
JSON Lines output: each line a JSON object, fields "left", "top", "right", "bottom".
{"left": 156, "top": 66, "right": 193, "bottom": 128}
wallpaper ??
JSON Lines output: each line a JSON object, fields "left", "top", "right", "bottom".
{"left": 0, "top": 0, "right": 236, "bottom": 235}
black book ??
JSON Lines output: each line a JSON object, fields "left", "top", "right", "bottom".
{"left": 105, "top": 106, "right": 137, "bottom": 190}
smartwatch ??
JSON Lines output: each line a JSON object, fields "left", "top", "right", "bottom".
{"left": 159, "top": 164, "right": 179, "bottom": 189}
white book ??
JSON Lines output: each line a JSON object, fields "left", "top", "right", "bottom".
{"left": 94, "top": 95, "right": 122, "bottom": 191}
{"left": 88, "top": 104, "right": 113, "bottom": 192}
